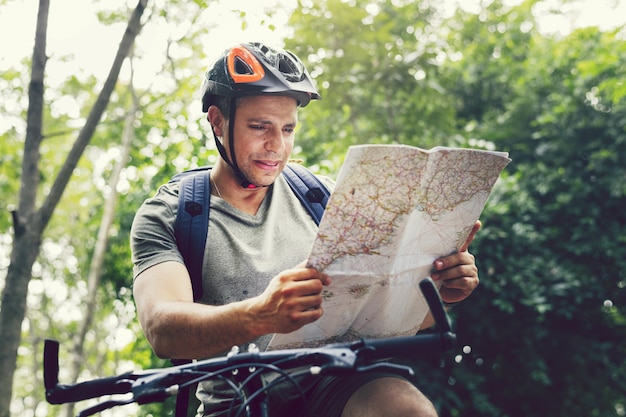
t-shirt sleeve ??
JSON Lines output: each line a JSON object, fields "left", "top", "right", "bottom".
{"left": 130, "top": 182, "right": 185, "bottom": 280}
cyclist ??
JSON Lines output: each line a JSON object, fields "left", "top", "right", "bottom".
{"left": 130, "top": 42, "right": 481, "bottom": 417}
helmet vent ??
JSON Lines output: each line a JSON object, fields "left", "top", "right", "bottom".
{"left": 234, "top": 56, "right": 253, "bottom": 75}
{"left": 226, "top": 46, "right": 265, "bottom": 84}
{"left": 277, "top": 53, "right": 304, "bottom": 81}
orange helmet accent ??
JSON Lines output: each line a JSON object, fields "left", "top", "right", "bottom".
{"left": 227, "top": 45, "right": 266, "bottom": 84}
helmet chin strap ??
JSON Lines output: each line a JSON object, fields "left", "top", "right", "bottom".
{"left": 211, "top": 98, "right": 262, "bottom": 189}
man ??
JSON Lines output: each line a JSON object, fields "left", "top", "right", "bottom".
{"left": 131, "top": 42, "right": 480, "bottom": 417}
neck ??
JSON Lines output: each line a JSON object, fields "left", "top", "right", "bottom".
{"left": 211, "top": 163, "right": 269, "bottom": 215}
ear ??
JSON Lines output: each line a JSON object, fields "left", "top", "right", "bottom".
{"left": 207, "top": 106, "right": 225, "bottom": 137}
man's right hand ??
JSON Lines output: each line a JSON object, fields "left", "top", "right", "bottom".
{"left": 252, "top": 265, "right": 331, "bottom": 334}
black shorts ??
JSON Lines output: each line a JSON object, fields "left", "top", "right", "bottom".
{"left": 266, "top": 371, "right": 410, "bottom": 417}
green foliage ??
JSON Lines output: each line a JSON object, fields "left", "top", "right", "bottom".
{"left": 0, "top": 64, "right": 29, "bottom": 232}
{"left": 286, "top": 0, "right": 626, "bottom": 415}
{"left": 2, "top": 1, "right": 223, "bottom": 414}
{"left": 285, "top": 0, "right": 463, "bottom": 174}
{"left": 4, "top": 0, "right": 626, "bottom": 416}
{"left": 438, "top": 3, "right": 626, "bottom": 416}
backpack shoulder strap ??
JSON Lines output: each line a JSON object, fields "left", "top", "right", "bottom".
{"left": 171, "top": 164, "right": 328, "bottom": 416}
{"left": 172, "top": 167, "right": 211, "bottom": 302}
{"left": 282, "top": 163, "right": 330, "bottom": 226}
{"left": 173, "top": 164, "right": 330, "bottom": 303}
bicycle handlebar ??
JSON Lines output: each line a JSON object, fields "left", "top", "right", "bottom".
{"left": 44, "top": 278, "right": 456, "bottom": 416}
{"left": 44, "top": 340, "right": 134, "bottom": 404}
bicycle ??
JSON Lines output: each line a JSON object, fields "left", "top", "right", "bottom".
{"left": 44, "top": 277, "right": 457, "bottom": 417}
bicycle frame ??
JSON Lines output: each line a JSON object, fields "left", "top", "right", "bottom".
{"left": 44, "top": 278, "right": 456, "bottom": 417}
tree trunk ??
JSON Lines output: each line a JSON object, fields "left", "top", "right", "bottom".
{"left": 0, "top": 1, "right": 147, "bottom": 416}
{"left": 62, "top": 71, "right": 138, "bottom": 417}
{"left": 0, "top": 1, "right": 49, "bottom": 415}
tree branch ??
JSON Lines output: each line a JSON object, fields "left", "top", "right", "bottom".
{"left": 37, "top": 0, "right": 148, "bottom": 231}
{"left": 17, "top": 0, "right": 49, "bottom": 235}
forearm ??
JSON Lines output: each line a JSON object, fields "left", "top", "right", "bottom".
{"left": 133, "top": 261, "right": 271, "bottom": 360}
{"left": 143, "top": 298, "right": 267, "bottom": 360}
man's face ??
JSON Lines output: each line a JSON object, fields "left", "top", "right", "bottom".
{"left": 226, "top": 95, "right": 299, "bottom": 187}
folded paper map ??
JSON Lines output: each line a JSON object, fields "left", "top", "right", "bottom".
{"left": 268, "top": 144, "right": 511, "bottom": 350}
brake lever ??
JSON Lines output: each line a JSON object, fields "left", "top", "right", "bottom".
{"left": 76, "top": 398, "right": 134, "bottom": 417}
{"left": 419, "top": 278, "right": 452, "bottom": 333}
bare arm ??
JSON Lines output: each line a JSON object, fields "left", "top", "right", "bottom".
{"left": 133, "top": 261, "right": 330, "bottom": 359}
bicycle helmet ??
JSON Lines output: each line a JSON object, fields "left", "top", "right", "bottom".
{"left": 201, "top": 42, "right": 321, "bottom": 112}
{"left": 201, "top": 42, "right": 320, "bottom": 188}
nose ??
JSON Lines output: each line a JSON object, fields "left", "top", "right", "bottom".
{"left": 264, "top": 127, "right": 285, "bottom": 153}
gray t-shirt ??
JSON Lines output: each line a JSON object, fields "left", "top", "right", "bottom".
{"left": 131, "top": 172, "right": 332, "bottom": 351}
{"left": 131, "top": 170, "right": 334, "bottom": 416}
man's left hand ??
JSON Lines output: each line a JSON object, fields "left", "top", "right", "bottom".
{"left": 431, "top": 220, "right": 481, "bottom": 305}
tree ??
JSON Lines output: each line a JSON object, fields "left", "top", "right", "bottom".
{"left": 285, "top": 0, "right": 626, "bottom": 415}
{"left": 437, "top": 2, "right": 626, "bottom": 415}
{"left": 59, "top": 60, "right": 139, "bottom": 417}
{"left": 0, "top": 1, "right": 147, "bottom": 415}
{"left": 2, "top": 1, "right": 283, "bottom": 414}
{"left": 285, "top": 0, "right": 462, "bottom": 174}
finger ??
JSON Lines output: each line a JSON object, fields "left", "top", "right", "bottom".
{"left": 291, "top": 267, "right": 332, "bottom": 286}
{"left": 439, "top": 286, "right": 473, "bottom": 304}
{"left": 433, "top": 261, "right": 477, "bottom": 282}
{"left": 301, "top": 293, "right": 324, "bottom": 311}
{"left": 459, "top": 220, "right": 482, "bottom": 252}
{"left": 440, "top": 276, "right": 480, "bottom": 304}
{"left": 284, "top": 295, "right": 324, "bottom": 326}
{"left": 292, "top": 306, "right": 324, "bottom": 326}
{"left": 433, "top": 251, "right": 476, "bottom": 275}
{"left": 441, "top": 274, "right": 479, "bottom": 291}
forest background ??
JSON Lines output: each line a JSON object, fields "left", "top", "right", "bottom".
{"left": 1, "top": 0, "right": 625, "bottom": 416}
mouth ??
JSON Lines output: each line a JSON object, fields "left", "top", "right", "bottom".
{"left": 255, "top": 160, "right": 281, "bottom": 170}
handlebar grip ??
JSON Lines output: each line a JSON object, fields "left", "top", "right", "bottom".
{"left": 46, "top": 374, "right": 133, "bottom": 404}
{"left": 357, "top": 332, "right": 455, "bottom": 361}
{"left": 419, "top": 278, "right": 452, "bottom": 332}
{"left": 44, "top": 339, "right": 132, "bottom": 404}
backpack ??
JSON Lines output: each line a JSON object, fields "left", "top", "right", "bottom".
{"left": 171, "top": 163, "right": 330, "bottom": 302}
